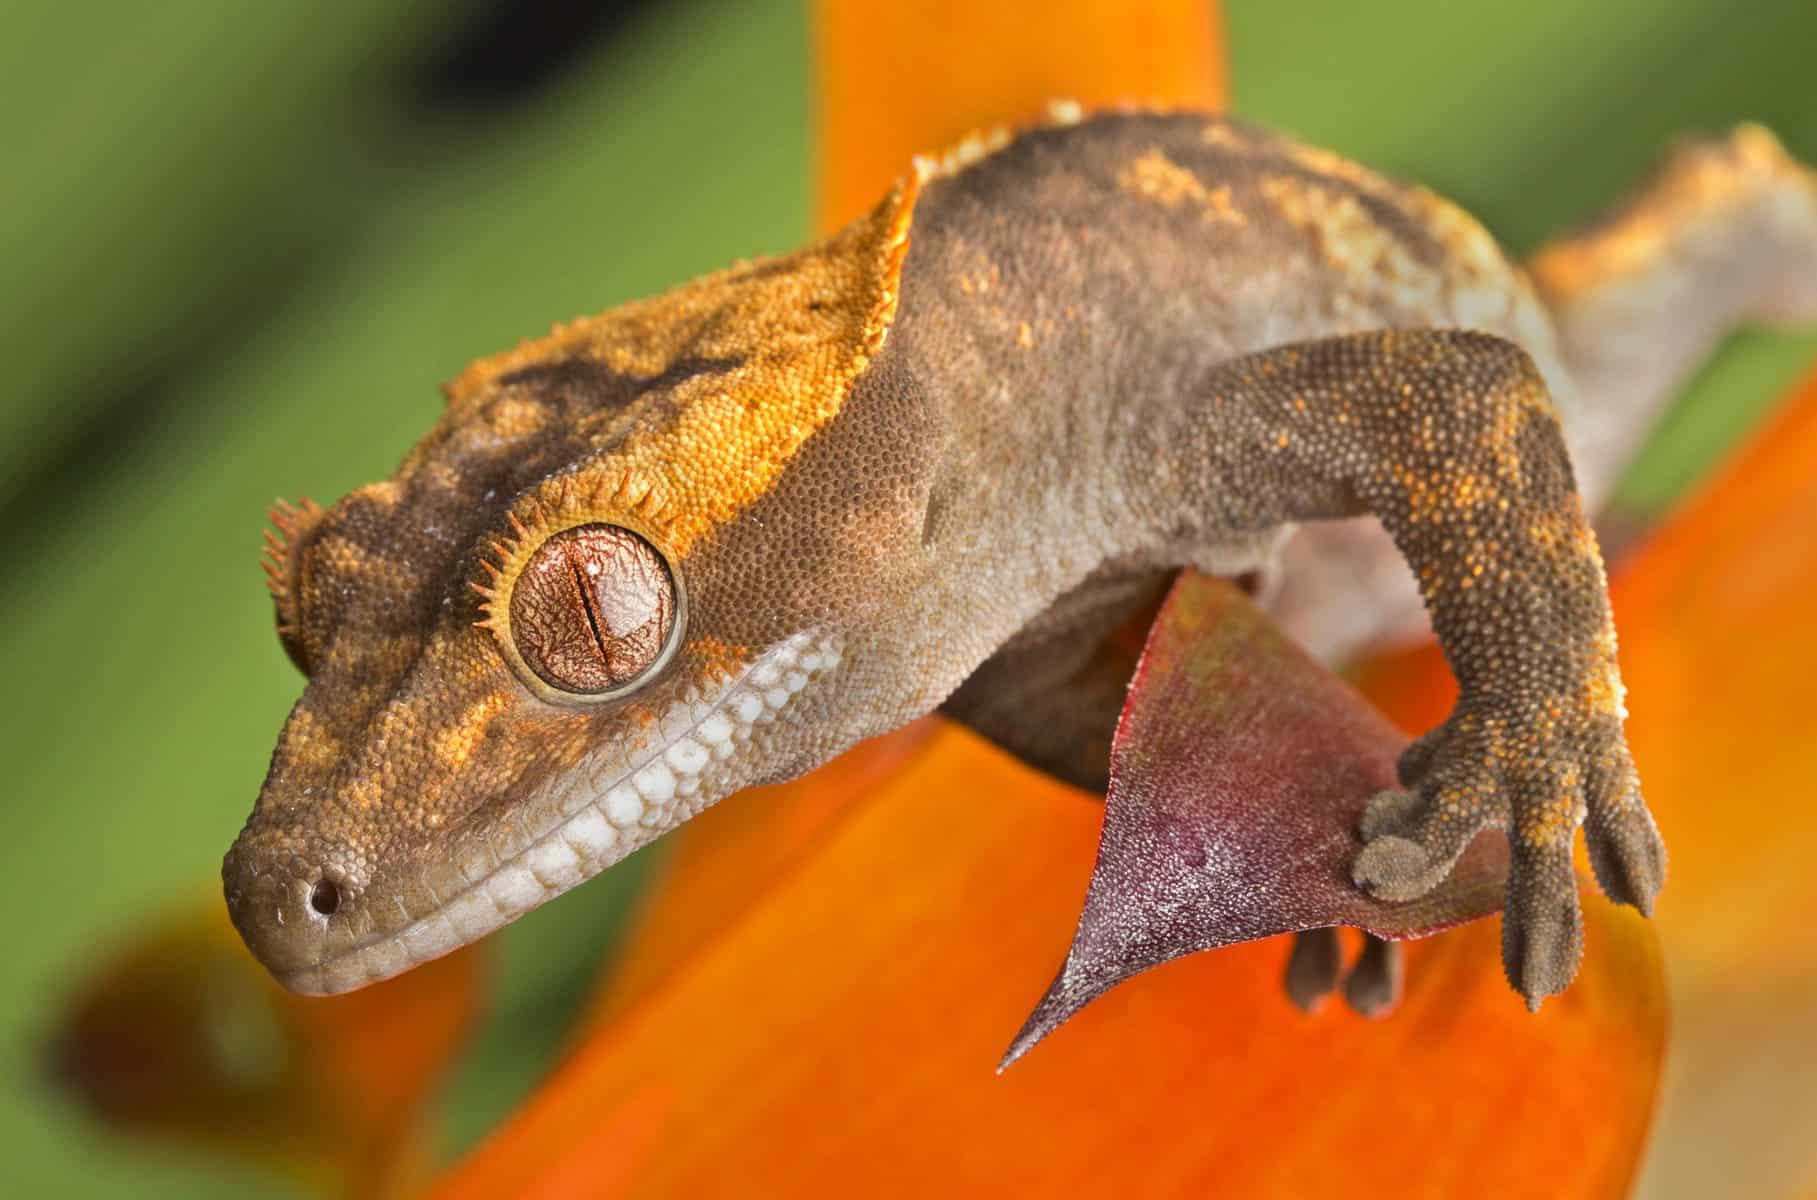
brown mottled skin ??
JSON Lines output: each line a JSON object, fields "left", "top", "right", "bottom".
{"left": 226, "top": 110, "right": 1817, "bottom": 1007}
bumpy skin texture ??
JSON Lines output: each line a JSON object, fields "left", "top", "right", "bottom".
{"left": 1269, "top": 121, "right": 1817, "bottom": 661}
{"left": 225, "top": 109, "right": 1811, "bottom": 1006}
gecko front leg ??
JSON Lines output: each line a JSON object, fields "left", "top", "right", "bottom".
{"left": 1138, "top": 328, "right": 1666, "bottom": 1006}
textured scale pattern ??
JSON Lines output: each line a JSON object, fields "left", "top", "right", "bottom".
{"left": 226, "top": 108, "right": 1817, "bottom": 1007}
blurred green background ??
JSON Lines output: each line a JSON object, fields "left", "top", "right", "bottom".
{"left": 1, "top": 0, "right": 1812, "bottom": 1194}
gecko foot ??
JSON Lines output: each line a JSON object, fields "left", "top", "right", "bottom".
{"left": 1352, "top": 705, "right": 1664, "bottom": 1008}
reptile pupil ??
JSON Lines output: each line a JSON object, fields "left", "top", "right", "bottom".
{"left": 509, "top": 524, "right": 676, "bottom": 695}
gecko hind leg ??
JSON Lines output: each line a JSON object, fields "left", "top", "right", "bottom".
{"left": 1531, "top": 123, "right": 1817, "bottom": 501}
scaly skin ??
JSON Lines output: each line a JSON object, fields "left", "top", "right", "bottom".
{"left": 225, "top": 109, "right": 1814, "bottom": 1007}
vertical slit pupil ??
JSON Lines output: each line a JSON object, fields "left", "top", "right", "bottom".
{"left": 564, "top": 544, "right": 610, "bottom": 661}
{"left": 509, "top": 523, "right": 675, "bottom": 694}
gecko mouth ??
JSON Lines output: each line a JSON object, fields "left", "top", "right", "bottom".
{"left": 256, "top": 632, "right": 843, "bottom": 996}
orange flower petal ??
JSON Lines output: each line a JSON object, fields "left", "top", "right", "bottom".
{"left": 1607, "top": 366, "right": 1817, "bottom": 1191}
{"left": 581, "top": 718, "right": 940, "bottom": 1031}
{"left": 813, "top": 0, "right": 1226, "bottom": 232}
{"left": 434, "top": 723, "right": 1662, "bottom": 1199}
{"left": 53, "top": 893, "right": 483, "bottom": 1198}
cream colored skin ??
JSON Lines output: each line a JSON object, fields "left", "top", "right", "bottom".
{"left": 225, "top": 110, "right": 1817, "bottom": 1005}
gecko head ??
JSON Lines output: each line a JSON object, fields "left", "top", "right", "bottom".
{"left": 222, "top": 396, "right": 862, "bottom": 999}
{"left": 224, "top": 181, "right": 920, "bottom": 994}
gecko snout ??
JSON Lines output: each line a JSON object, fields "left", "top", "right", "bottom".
{"left": 220, "top": 825, "right": 371, "bottom": 993}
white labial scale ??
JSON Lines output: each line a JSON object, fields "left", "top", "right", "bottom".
{"left": 562, "top": 806, "right": 617, "bottom": 861}
{"left": 697, "top": 712, "right": 734, "bottom": 746}
{"left": 399, "top": 915, "right": 457, "bottom": 963}
{"left": 603, "top": 784, "right": 644, "bottom": 829}
{"left": 633, "top": 760, "right": 677, "bottom": 804}
{"left": 440, "top": 889, "right": 500, "bottom": 940}
{"left": 485, "top": 864, "right": 547, "bottom": 916}
{"left": 732, "top": 691, "right": 765, "bottom": 725}
{"left": 361, "top": 937, "right": 411, "bottom": 983}
{"left": 665, "top": 737, "right": 710, "bottom": 776}
{"left": 454, "top": 841, "right": 499, "bottom": 888}
{"left": 556, "top": 776, "right": 595, "bottom": 818}
{"left": 659, "top": 700, "right": 697, "bottom": 743}
{"left": 526, "top": 835, "right": 582, "bottom": 888}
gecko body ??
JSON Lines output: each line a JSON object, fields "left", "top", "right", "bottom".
{"left": 226, "top": 110, "right": 1817, "bottom": 1005}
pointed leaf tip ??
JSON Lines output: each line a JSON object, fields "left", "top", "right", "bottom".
{"left": 1008, "top": 572, "right": 1510, "bottom": 1063}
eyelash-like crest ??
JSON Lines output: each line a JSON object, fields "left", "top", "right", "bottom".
{"left": 261, "top": 496, "right": 325, "bottom": 635}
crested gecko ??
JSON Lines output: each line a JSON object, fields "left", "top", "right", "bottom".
{"left": 225, "top": 108, "right": 1817, "bottom": 1009}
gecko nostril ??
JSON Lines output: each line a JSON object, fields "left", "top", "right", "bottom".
{"left": 309, "top": 879, "right": 341, "bottom": 917}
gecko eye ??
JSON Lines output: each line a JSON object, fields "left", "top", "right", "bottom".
{"left": 507, "top": 524, "right": 679, "bottom": 698}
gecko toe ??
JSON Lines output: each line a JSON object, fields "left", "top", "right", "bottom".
{"left": 1395, "top": 725, "right": 1447, "bottom": 787}
{"left": 1354, "top": 775, "right": 1494, "bottom": 902}
{"left": 1284, "top": 927, "right": 1342, "bottom": 1013}
{"left": 1343, "top": 934, "right": 1403, "bottom": 1018}
{"left": 1359, "top": 787, "right": 1424, "bottom": 840}
{"left": 1353, "top": 833, "right": 1454, "bottom": 901}
{"left": 1585, "top": 783, "right": 1667, "bottom": 916}
{"left": 1501, "top": 840, "right": 1585, "bottom": 1010}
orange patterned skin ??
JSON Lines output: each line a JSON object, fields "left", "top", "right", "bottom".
{"left": 226, "top": 109, "right": 1817, "bottom": 1007}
